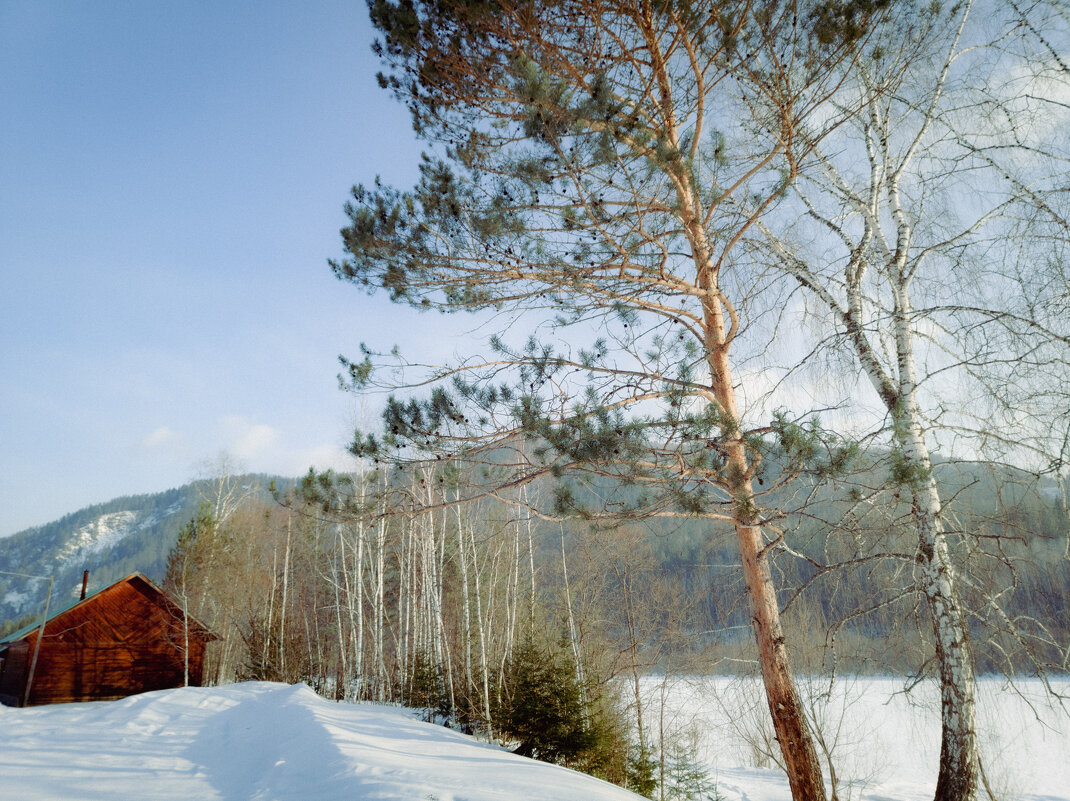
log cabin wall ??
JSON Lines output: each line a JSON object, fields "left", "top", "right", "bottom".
{"left": 0, "top": 574, "right": 213, "bottom": 707}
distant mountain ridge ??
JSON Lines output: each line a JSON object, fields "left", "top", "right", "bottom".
{"left": 0, "top": 475, "right": 290, "bottom": 629}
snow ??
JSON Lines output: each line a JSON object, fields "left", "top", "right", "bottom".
{"left": 2, "top": 589, "right": 31, "bottom": 607}
{"left": 135, "top": 502, "right": 184, "bottom": 533}
{"left": 58, "top": 511, "right": 139, "bottom": 566}
{"left": 643, "top": 675, "right": 1070, "bottom": 801}
{"left": 53, "top": 503, "right": 186, "bottom": 569}
{"left": 0, "top": 682, "right": 644, "bottom": 801}
{"left": 0, "top": 678, "right": 1066, "bottom": 801}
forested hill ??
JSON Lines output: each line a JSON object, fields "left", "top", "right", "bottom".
{"left": 0, "top": 475, "right": 291, "bottom": 631}
{"left": 2, "top": 462, "right": 1065, "bottom": 676}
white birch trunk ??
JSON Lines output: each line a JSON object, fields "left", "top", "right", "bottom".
{"left": 901, "top": 405, "right": 979, "bottom": 801}
{"left": 469, "top": 521, "right": 493, "bottom": 729}
{"left": 279, "top": 519, "right": 291, "bottom": 678}
{"left": 265, "top": 546, "right": 278, "bottom": 672}
{"left": 332, "top": 542, "right": 349, "bottom": 699}
{"left": 559, "top": 524, "right": 586, "bottom": 703}
{"left": 455, "top": 498, "right": 475, "bottom": 711}
{"left": 375, "top": 514, "right": 387, "bottom": 701}
{"left": 506, "top": 516, "right": 521, "bottom": 663}
{"left": 354, "top": 519, "right": 365, "bottom": 699}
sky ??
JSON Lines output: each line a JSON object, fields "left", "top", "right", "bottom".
{"left": 0, "top": 1, "right": 475, "bottom": 535}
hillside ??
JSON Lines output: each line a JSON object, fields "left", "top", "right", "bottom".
{"left": 2, "top": 459, "right": 1065, "bottom": 677}
{"left": 0, "top": 476, "right": 292, "bottom": 630}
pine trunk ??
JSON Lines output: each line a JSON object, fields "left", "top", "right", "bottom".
{"left": 710, "top": 349, "right": 826, "bottom": 801}
{"left": 703, "top": 248, "right": 827, "bottom": 801}
{"left": 735, "top": 515, "right": 826, "bottom": 801}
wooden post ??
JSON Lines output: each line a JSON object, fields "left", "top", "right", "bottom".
{"left": 24, "top": 576, "right": 54, "bottom": 707}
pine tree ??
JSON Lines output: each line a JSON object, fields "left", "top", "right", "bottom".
{"left": 497, "top": 635, "right": 594, "bottom": 765}
{"left": 331, "top": 4, "right": 897, "bottom": 798}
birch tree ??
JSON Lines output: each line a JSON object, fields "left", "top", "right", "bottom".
{"left": 163, "top": 504, "right": 218, "bottom": 686}
{"left": 740, "top": 3, "right": 1070, "bottom": 800}
{"left": 332, "top": 3, "right": 896, "bottom": 797}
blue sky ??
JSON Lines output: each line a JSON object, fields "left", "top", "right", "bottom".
{"left": 0, "top": 1, "right": 470, "bottom": 535}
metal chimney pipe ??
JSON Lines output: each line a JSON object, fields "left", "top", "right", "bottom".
{"left": 80, "top": 570, "right": 89, "bottom": 600}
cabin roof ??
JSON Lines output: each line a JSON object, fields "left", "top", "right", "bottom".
{"left": 0, "top": 573, "right": 213, "bottom": 646}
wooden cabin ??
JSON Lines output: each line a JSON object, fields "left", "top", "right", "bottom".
{"left": 0, "top": 573, "right": 214, "bottom": 707}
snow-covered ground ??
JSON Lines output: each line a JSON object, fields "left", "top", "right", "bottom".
{"left": 0, "top": 682, "right": 642, "bottom": 801}
{"left": 643, "top": 675, "right": 1070, "bottom": 801}
{"left": 0, "top": 678, "right": 1066, "bottom": 801}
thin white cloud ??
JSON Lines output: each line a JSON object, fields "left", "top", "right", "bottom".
{"left": 140, "top": 426, "right": 179, "bottom": 449}
{"left": 221, "top": 416, "right": 280, "bottom": 460}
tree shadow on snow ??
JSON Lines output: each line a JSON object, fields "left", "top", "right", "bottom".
{"left": 184, "top": 683, "right": 355, "bottom": 801}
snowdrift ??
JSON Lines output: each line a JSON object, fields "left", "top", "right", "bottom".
{"left": 0, "top": 682, "right": 642, "bottom": 801}
{"left": 1, "top": 678, "right": 1067, "bottom": 801}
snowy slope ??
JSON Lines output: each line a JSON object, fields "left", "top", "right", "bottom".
{"left": 56, "top": 508, "right": 175, "bottom": 566}
{"left": 0, "top": 500, "right": 190, "bottom": 621}
{"left": 1, "top": 679, "right": 1067, "bottom": 801}
{"left": 0, "top": 682, "right": 645, "bottom": 801}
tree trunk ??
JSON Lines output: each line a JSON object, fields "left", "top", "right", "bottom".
{"left": 893, "top": 259, "right": 978, "bottom": 801}
{"left": 332, "top": 541, "right": 349, "bottom": 699}
{"left": 699, "top": 268, "right": 825, "bottom": 798}
{"left": 560, "top": 524, "right": 586, "bottom": 708}
{"left": 279, "top": 520, "right": 291, "bottom": 678}
{"left": 470, "top": 521, "right": 493, "bottom": 731}
{"left": 703, "top": 254, "right": 827, "bottom": 801}
{"left": 905, "top": 433, "right": 978, "bottom": 801}
{"left": 455, "top": 500, "right": 475, "bottom": 717}
{"left": 735, "top": 514, "right": 826, "bottom": 801}
{"left": 354, "top": 521, "right": 365, "bottom": 700}
{"left": 374, "top": 472, "right": 387, "bottom": 701}
{"left": 182, "top": 590, "right": 190, "bottom": 687}
{"left": 616, "top": 563, "right": 646, "bottom": 757}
